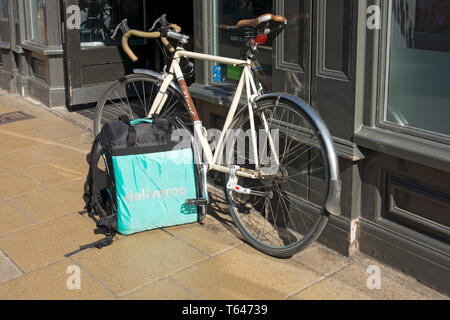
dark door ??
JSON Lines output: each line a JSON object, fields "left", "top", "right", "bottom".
{"left": 272, "top": 0, "right": 357, "bottom": 131}
{"left": 62, "top": 0, "right": 195, "bottom": 107}
{"left": 272, "top": 0, "right": 312, "bottom": 104}
{"left": 310, "top": 0, "right": 358, "bottom": 142}
{"left": 62, "top": 0, "right": 150, "bottom": 106}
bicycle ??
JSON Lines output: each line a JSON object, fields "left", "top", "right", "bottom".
{"left": 94, "top": 14, "right": 341, "bottom": 258}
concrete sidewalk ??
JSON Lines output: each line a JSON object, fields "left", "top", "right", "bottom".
{"left": 0, "top": 91, "right": 447, "bottom": 300}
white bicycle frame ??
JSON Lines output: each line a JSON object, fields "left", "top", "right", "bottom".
{"left": 146, "top": 49, "right": 279, "bottom": 179}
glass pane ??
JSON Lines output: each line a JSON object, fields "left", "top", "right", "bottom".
{"left": 215, "top": 0, "right": 273, "bottom": 86}
{"left": 283, "top": 0, "right": 305, "bottom": 66}
{"left": 29, "top": 0, "right": 46, "bottom": 42}
{"left": 2, "top": 0, "right": 8, "bottom": 19}
{"left": 80, "top": 0, "right": 144, "bottom": 45}
{"left": 386, "top": 0, "right": 450, "bottom": 136}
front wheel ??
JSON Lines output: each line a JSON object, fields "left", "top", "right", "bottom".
{"left": 94, "top": 73, "right": 192, "bottom": 135}
{"left": 224, "top": 98, "right": 334, "bottom": 258}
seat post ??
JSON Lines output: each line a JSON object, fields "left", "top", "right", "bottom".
{"left": 247, "top": 43, "right": 259, "bottom": 61}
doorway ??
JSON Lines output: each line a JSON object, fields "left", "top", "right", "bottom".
{"left": 62, "top": 0, "right": 194, "bottom": 108}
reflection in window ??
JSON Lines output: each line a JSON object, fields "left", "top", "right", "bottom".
{"left": 1, "top": 0, "right": 8, "bottom": 19}
{"left": 386, "top": 0, "right": 450, "bottom": 136}
{"left": 215, "top": 0, "right": 273, "bottom": 86}
{"left": 29, "top": 0, "right": 46, "bottom": 42}
{"left": 282, "top": 0, "right": 305, "bottom": 67}
{"left": 80, "top": 0, "right": 144, "bottom": 45}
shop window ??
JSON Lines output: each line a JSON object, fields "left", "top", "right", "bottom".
{"left": 80, "top": 0, "right": 144, "bottom": 46}
{"left": 29, "top": 0, "right": 47, "bottom": 42}
{"left": 1, "top": 0, "right": 8, "bottom": 19}
{"left": 214, "top": 0, "right": 273, "bottom": 85}
{"left": 385, "top": 0, "right": 450, "bottom": 137}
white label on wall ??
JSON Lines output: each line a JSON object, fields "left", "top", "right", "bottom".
{"left": 367, "top": 5, "right": 381, "bottom": 30}
{"left": 66, "top": 5, "right": 81, "bottom": 30}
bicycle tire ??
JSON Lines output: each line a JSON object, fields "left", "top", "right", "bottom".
{"left": 94, "top": 73, "right": 191, "bottom": 135}
{"left": 223, "top": 98, "right": 333, "bottom": 258}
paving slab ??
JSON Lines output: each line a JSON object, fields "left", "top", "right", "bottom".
{"left": 72, "top": 229, "right": 209, "bottom": 297}
{"left": 0, "top": 131, "right": 45, "bottom": 154}
{"left": 291, "top": 243, "right": 352, "bottom": 277}
{"left": 21, "top": 163, "right": 83, "bottom": 188}
{"left": 0, "top": 201, "right": 35, "bottom": 237}
{"left": 0, "top": 213, "right": 104, "bottom": 273}
{"left": 0, "top": 148, "right": 49, "bottom": 174}
{"left": 171, "top": 245, "right": 323, "bottom": 300}
{"left": 121, "top": 278, "right": 199, "bottom": 300}
{"left": 316, "top": 263, "right": 428, "bottom": 300}
{"left": 0, "top": 171, "right": 43, "bottom": 201}
{"left": 165, "top": 216, "right": 243, "bottom": 256}
{"left": 0, "top": 249, "right": 23, "bottom": 284}
{"left": 12, "top": 179, "right": 87, "bottom": 221}
{"left": 0, "top": 260, "right": 113, "bottom": 300}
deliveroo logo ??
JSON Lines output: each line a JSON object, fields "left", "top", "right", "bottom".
{"left": 125, "top": 187, "right": 188, "bottom": 202}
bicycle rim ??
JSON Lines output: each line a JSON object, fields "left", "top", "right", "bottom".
{"left": 94, "top": 74, "right": 191, "bottom": 135}
{"left": 224, "top": 100, "right": 330, "bottom": 258}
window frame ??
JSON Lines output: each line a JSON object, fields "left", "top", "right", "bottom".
{"left": 0, "top": 0, "right": 9, "bottom": 20}
{"left": 24, "top": 0, "right": 48, "bottom": 45}
{"left": 354, "top": 0, "right": 450, "bottom": 174}
{"left": 376, "top": 0, "right": 450, "bottom": 145}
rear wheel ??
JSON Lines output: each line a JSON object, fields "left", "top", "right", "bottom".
{"left": 94, "top": 73, "right": 191, "bottom": 135}
{"left": 224, "top": 99, "right": 331, "bottom": 258}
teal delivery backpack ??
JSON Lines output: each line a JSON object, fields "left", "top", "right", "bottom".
{"left": 84, "top": 116, "right": 206, "bottom": 246}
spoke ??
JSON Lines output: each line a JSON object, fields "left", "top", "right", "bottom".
{"left": 122, "top": 84, "right": 132, "bottom": 115}
{"left": 148, "top": 81, "right": 156, "bottom": 114}
{"left": 287, "top": 153, "right": 322, "bottom": 175}
{"left": 285, "top": 177, "right": 325, "bottom": 197}
{"left": 267, "top": 195, "right": 280, "bottom": 245}
{"left": 284, "top": 146, "right": 317, "bottom": 168}
{"left": 288, "top": 166, "right": 324, "bottom": 179}
{"left": 114, "top": 90, "right": 133, "bottom": 118}
{"left": 275, "top": 185, "right": 305, "bottom": 236}
{"left": 142, "top": 81, "right": 147, "bottom": 116}
{"left": 276, "top": 187, "right": 293, "bottom": 245}
{"left": 131, "top": 81, "right": 145, "bottom": 113}
{"left": 279, "top": 111, "right": 297, "bottom": 162}
{"left": 280, "top": 141, "right": 311, "bottom": 164}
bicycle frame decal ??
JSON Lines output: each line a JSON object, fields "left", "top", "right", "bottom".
{"left": 147, "top": 49, "right": 280, "bottom": 179}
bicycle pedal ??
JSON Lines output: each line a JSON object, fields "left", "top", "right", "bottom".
{"left": 185, "top": 198, "right": 208, "bottom": 206}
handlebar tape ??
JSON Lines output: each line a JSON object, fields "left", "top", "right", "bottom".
{"left": 122, "top": 30, "right": 161, "bottom": 62}
{"left": 122, "top": 24, "right": 182, "bottom": 63}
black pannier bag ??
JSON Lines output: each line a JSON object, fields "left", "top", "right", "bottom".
{"left": 82, "top": 116, "right": 206, "bottom": 248}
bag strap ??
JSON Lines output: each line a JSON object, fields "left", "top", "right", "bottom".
{"left": 84, "top": 135, "right": 102, "bottom": 212}
{"left": 64, "top": 232, "right": 115, "bottom": 257}
{"left": 78, "top": 134, "right": 117, "bottom": 255}
{"left": 119, "top": 115, "right": 137, "bottom": 148}
{"left": 85, "top": 132, "right": 117, "bottom": 225}
{"left": 120, "top": 115, "right": 154, "bottom": 147}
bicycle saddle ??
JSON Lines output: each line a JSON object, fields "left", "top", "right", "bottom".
{"left": 236, "top": 13, "right": 287, "bottom": 29}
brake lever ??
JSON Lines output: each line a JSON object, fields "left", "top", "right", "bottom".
{"left": 111, "top": 19, "right": 130, "bottom": 40}
{"left": 148, "top": 17, "right": 161, "bottom": 32}
{"left": 149, "top": 14, "right": 169, "bottom": 32}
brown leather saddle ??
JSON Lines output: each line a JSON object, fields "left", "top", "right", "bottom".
{"left": 236, "top": 13, "right": 287, "bottom": 29}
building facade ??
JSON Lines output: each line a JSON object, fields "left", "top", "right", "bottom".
{"left": 0, "top": 0, "right": 448, "bottom": 294}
